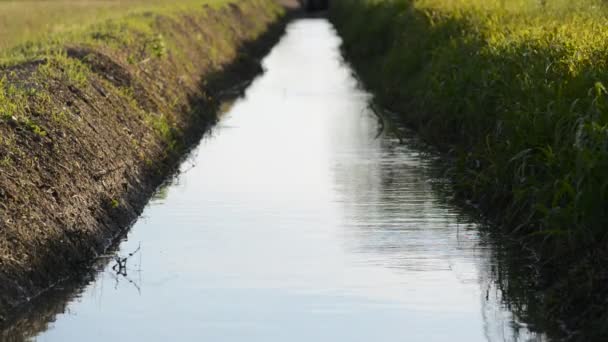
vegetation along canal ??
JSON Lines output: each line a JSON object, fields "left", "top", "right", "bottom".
{"left": 4, "top": 18, "right": 549, "bottom": 341}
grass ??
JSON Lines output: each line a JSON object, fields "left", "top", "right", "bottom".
{"left": 0, "top": 0, "right": 263, "bottom": 140}
{"left": 0, "top": 0, "right": 227, "bottom": 52}
{"left": 0, "top": 76, "right": 28, "bottom": 120}
{"left": 37, "top": 51, "right": 90, "bottom": 87}
{"left": 0, "top": 0, "right": 284, "bottom": 158}
{"left": 0, "top": 0, "right": 236, "bottom": 65}
{"left": 330, "top": 0, "right": 608, "bottom": 337}
{"left": 0, "top": 0, "right": 283, "bottom": 166}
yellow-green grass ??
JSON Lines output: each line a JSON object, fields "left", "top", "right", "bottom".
{"left": 0, "top": 0, "right": 282, "bottom": 133}
{"left": 0, "top": 0, "right": 283, "bottom": 138}
{"left": 330, "top": 0, "right": 608, "bottom": 337}
{"left": 0, "top": 0, "right": 230, "bottom": 63}
{"left": 332, "top": 0, "right": 608, "bottom": 249}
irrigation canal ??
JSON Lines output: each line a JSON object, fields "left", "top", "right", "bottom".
{"left": 5, "top": 18, "right": 546, "bottom": 341}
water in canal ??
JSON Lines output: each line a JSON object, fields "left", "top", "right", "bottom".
{"left": 11, "top": 19, "right": 545, "bottom": 341}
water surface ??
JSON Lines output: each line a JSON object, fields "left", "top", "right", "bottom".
{"left": 19, "top": 19, "right": 544, "bottom": 341}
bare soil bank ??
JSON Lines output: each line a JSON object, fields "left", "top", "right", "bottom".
{"left": 0, "top": 0, "right": 292, "bottom": 321}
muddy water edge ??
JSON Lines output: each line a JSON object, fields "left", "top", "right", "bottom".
{"left": 0, "top": 0, "right": 292, "bottom": 322}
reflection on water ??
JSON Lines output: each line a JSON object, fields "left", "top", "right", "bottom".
{"left": 3, "top": 19, "right": 547, "bottom": 341}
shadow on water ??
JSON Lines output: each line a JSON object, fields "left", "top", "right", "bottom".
{"left": 329, "top": 121, "right": 550, "bottom": 340}
{"left": 332, "top": 0, "right": 608, "bottom": 337}
{"left": 0, "top": 240, "right": 134, "bottom": 341}
{"left": 403, "top": 136, "right": 558, "bottom": 339}
{"left": 0, "top": 17, "right": 562, "bottom": 341}
{"left": 365, "top": 88, "right": 557, "bottom": 338}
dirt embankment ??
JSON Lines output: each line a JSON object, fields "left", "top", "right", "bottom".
{"left": 0, "top": 0, "right": 293, "bottom": 321}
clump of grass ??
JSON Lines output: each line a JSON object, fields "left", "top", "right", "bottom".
{"left": 1, "top": 70, "right": 65, "bottom": 136}
{"left": 23, "top": 118, "right": 47, "bottom": 137}
{"left": 0, "top": 76, "right": 27, "bottom": 120}
{"left": 0, "top": 155, "right": 11, "bottom": 167}
{"left": 37, "top": 51, "right": 90, "bottom": 87}
{"left": 331, "top": 0, "right": 608, "bottom": 337}
{"left": 147, "top": 112, "right": 181, "bottom": 154}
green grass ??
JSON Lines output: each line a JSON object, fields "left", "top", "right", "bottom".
{"left": 0, "top": 0, "right": 239, "bottom": 65}
{"left": 332, "top": 0, "right": 608, "bottom": 251}
{"left": 0, "top": 76, "right": 28, "bottom": 120}
{"left": 0, "top": 0, "right": 285, "bottom": 150}
{"left": 0, "top": 0, "right": 227, "bottom": 52}
{"left": 0, "top": 0, "right": 257, "bottom": 137}
{"left": 331, "top": 0, "right": 608, "bottom": 336}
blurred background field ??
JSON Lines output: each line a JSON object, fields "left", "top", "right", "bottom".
{"left": 415, "top": 0, "right": 606, "bottom": 12}
{"left": 0, "top": 0, "right": 223, "bottom": 51}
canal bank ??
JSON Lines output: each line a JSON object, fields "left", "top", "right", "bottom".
{"left": 0, "top": 0, "right": 292, "bottom": 322}
{"left": 328, "top": 0, "right": 608, "bottom": 339}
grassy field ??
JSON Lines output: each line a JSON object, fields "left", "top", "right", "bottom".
{"left": 0, "top": 0, "right": 228, "bottom": 48}
{"left": 330, "top": 0, "right": 608, "bottom": 337}
{"left": 0, "top": 0, "right": 230, "bottom": 63}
